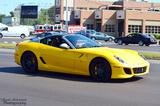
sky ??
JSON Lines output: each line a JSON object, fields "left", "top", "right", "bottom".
{"left": 0, "top": 0, "right": 160, "bottom": 15}
{"left": 0, "top": 0, "right": 55, "bottom": 15}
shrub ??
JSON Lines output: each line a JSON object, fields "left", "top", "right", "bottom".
{"left": 154, "top": 34, "right": 160, "bottom": 39}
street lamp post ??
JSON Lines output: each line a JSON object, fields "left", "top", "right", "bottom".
{"left": 65, "top": 0, "right": 68, "bottom": 33}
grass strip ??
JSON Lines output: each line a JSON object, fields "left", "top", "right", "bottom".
{"left": 139, "top": 52, "right": 160, "bottom": 60}
{"left": 0, "top": 43, "right": 16, "bottom": 49}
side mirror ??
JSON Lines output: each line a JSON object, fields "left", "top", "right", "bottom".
{"left": 59, "top": 43, "right": 70, "bottom": 49}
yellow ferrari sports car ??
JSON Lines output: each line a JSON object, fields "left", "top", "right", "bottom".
{"left": 15, "top": 34, "right": 150, "bottom": 81}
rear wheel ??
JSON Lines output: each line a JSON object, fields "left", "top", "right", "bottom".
{"left": 91, "top": 37, "right": 96, "bottom": 40}
{"left": 108, "top": 38, "right": 113, "bottom": 42}
{"left": 124, "top": 43, "right": 129, "bottom": 45}
{"left": 118, "top": 40, "right": 123, "bottom": 45}
{"left": 138, "top": 41, "right": 144, "bottom": 46}
{"left": 89, "top": 58, "right": 111, "bottom": 82}
{"left": 20, "top": 34, "right": 26, "bottom": 39}
{"left": 145, "top": 44, "right": 150, "bottom": 46}
{"left": 21, "top": 51, "right": 38, "bottom": 74}
{"left": 0, "top": 33, "right": 3, "bottom": 38}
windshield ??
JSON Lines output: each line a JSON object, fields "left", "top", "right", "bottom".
{"left": 64, "top": 34, "right": 101, "bottom": 49}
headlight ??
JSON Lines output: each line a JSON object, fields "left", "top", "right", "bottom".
{"left": 114, "top": 55, "right": 126, "bottom": 64}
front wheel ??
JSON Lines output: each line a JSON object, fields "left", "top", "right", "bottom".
{"left": 21, "top": 51, "right": 38, "bottom": 74}
{"left": 89, "top": 58, "right": 111, "bottom": 82}
{"left": 0, "top": 33, "right": 3, "bottom": 38}
{"left": 138, "top": 41, "right": 144, "bottom": 46}
{"left": 20, "top": 34, "right": 26, "bottom": 39}
{"left": 118, "top": 40, "right": 123, "bottom": 45}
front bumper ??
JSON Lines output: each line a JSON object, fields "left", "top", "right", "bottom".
{"left": 111, "top": 62, "right": 150, "bottom": 79}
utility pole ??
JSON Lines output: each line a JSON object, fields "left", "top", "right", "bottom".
{"left": 65, "top": 0, "right": 68, "bottom": 33}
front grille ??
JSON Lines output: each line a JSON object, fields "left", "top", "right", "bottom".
{"left": 124, "top": 68, "right": 132, "bottom": 74}
{"left": 133, "top": 67, "right": 147, "bottom": 74}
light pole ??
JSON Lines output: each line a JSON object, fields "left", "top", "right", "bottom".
{"left": 65, "top": 0, "right": 68, "bottom": 33}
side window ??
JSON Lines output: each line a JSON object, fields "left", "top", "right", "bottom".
{"left": 133, "top": 35, "right": 141, "bottom": 39}
{"left": 40, "top": 36, "right": 69, "bottom": 48}
{"left": 45, "top": 33, "right": 52, "bottom": 37}
{"left": 2, "top": 27, "right": 8, "bottom": 31}
{"left": 96, "top": 32, "right": 101, "bottom": 35}
{"left": 40, "top": 38, "right": 48, "bottom": 44}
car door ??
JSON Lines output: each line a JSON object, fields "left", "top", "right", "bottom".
{"left": 123, "top": 34, "right": 132, "bottom": 44}
{"left": 95, "top": 32, "right": 105, "bottom": 40}
{"left": 131, "top": 34, "right": 142, "bottom": 44}
{"left": 39, "top": 36, "right": 76, "bottom": 73}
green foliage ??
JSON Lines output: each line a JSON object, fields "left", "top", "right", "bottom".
{"left": 10, "top": 11, "right": 14, "bottom": 17}
{"left": 0, "top": 14, "right": 5, "bottom": 22}
{"left": 154, "top": 34, "right": 160, "bottom": 39}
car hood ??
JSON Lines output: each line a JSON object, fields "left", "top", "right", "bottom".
{"left": 76, "top": 47, "right": 147, "bottom": 66}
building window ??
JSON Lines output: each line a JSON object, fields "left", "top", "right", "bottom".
{"left": 76, "top": 7, "right": 87, "bottom": 10}
{"left": 128, "top": 25, "right": 142, "bottom": 33}
{"left": 86, "top": 24, "right": 94, "bottom": 29}
{"left": 145, "top": 26, "right": 160, "bottom": 34}
{"left": 105, "top": 25, "right": 115, "bottom": 32}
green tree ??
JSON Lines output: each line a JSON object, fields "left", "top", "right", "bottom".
{"left": 48, "top": 6, "right": 54, "bottom": 24}
{"left": 0, "top": 14, "right": 5, "bottom": 22}
{"left": 10, "top": 11, "right": 14, "bottom": 17}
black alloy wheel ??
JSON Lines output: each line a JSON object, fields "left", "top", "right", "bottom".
{"left": 89, "top": 58, "right": 111, "bottom": 82}
{"left": 138, "top": 41, "right": 144, "bottom": 46}
{"left": 118, "top": 40, "right": 123, "bottom": 45}
{"left": 21, "top": 52, "right": 38, "bottom": 74}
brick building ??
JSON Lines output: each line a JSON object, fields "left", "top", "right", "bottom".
{"left": 54, "top": 0, "right": 160, "bottom": 36}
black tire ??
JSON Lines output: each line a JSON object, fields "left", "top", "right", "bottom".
{"left": 125, "top": 43, "right": 129, "bottom": 45}
{"left": 21, "top": 51, "right": 38, "bottom": 74}
{"left": 0, "top": 33, "right": 3, "bottom": 38}
{"left": 89, "top": 58, "right": 111, "bottom": 82}
{"left": 109, "top": 38, "right": 113, "bottom": 42}
{"left": 20, "top": 34, "right": 26, "bottom": 39}
{"left": 138, "top": 41, "right": 144, "bottom": 46}
{"left": 114, "top": 39, "right": 118, "bottom": 43}
{"left": 91, "top": 37, "right": 96, "bottom": 40}
{"left": 118, "top": 40, "right": 123, "bottom": 45}
{"left": 145, "top": 44, "right": 150, "bottom": 46}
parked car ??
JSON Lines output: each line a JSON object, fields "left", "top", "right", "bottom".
{"left": 30, "top": 31, "right": 62, "bottom": 42}
{"left": 75, "top": 30, "right": 115, "bottom": 41}
{"left": 54, "top": 30, "right": 68, "bottom": 34}
{"left": 0, "top": 26, "right": 31, "bottom": 39}
{"left": 114, "top": 33, "right": 157, "bottom": 46}
{"left": 93, "top": 32, "right": 115, "bottom": 41}
{"left": 15, "top": 34, "right": 150, "bottom": 82}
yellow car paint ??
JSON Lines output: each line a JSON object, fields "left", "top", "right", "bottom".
{"left": 15, "top": 41, "right": 150, "bottom": 79}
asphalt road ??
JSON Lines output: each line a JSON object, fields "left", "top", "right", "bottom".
{"left": 0, "top": 37, "right": 28, "bottom": 43}
{"left": 0, "top": 50, "right": 160, "bottom": 106}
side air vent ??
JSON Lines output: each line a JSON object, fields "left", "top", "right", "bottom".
{"left": 40, "top": 57, "right": 46, "bottom": 64}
